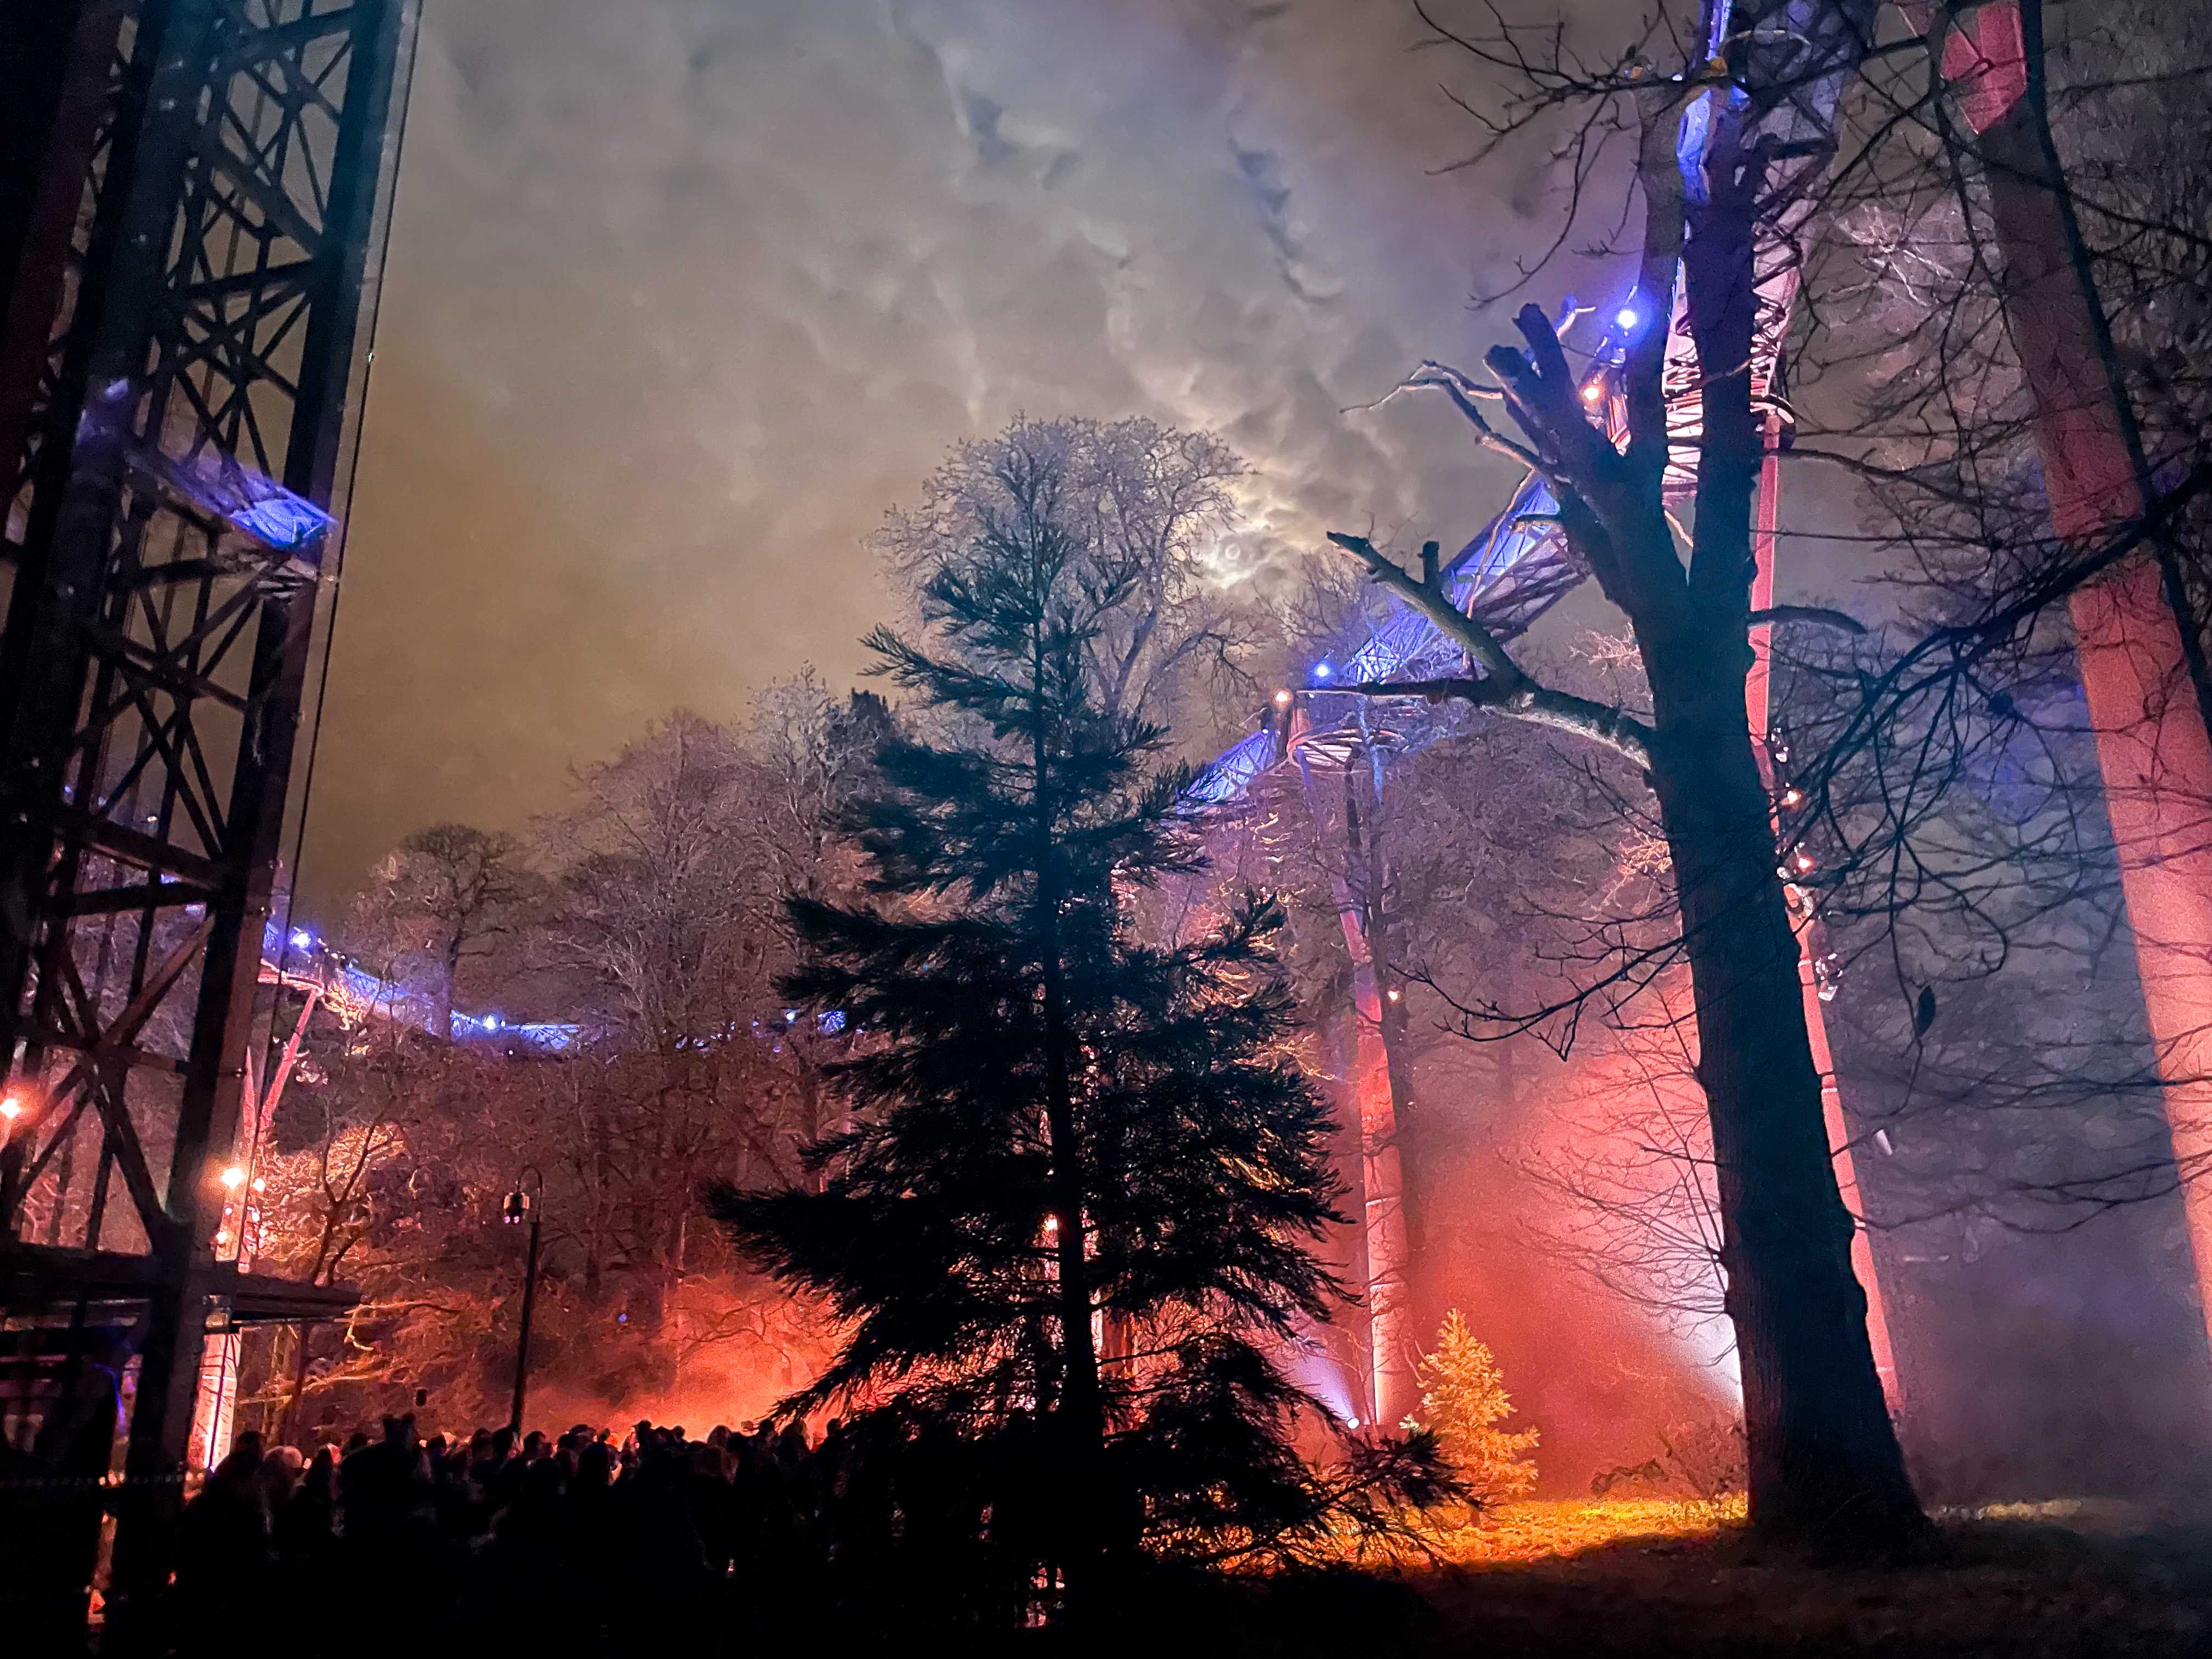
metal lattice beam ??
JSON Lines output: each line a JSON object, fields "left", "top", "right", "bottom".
{"left": 0, "top": 0, "right": 415, "bottom": 1631}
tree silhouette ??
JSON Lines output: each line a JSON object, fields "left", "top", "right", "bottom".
{"left": 714, "top": 442, "right": 1449, "bottom": 1616}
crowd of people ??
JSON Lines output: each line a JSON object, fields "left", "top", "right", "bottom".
{"left": 165, "top": 1410, "right": 1053, "bottom": 1653}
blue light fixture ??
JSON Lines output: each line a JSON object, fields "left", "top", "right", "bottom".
{"left": 290, "top": 928, "right": 313, "bottom": 948}
{"left": 1615, "top": 303, "right": 1641, "bottom": 331}
{"left": 231, "top": 489, "right": 336, "bottom": 552}
{"left": 1312, "top": 662, "right": 1334, "bottom": 681}
{"left": 149, "top": 450, "right": 336, "bottom": 554}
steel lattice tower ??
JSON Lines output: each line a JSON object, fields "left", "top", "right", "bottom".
{"left": 0, "top": 0, "right": 416, "bottom": 1634}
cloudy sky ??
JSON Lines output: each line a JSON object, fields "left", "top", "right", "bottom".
{"left": 303, "top": 0, "right": 1632, "bottom": 904}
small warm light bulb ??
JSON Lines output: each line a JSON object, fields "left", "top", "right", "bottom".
{"left": 1582, "top": 383, "right": 1604, "bottom": 403}
{"left": 251, "top": 1177, "right": 267, "bottom": 1194}
{"left": 1346, "top": 1417, "right": 1361, "bottom": 1431}
{"left": 220, "top": 1164, "right": 246, "bottom": 1190}
{"left": 1793, "top": 851, "right": 1815, "bottom": 872}
{"left": 1781, "top": 787, "right": 1804, "bottom": 808}
{"left": 1042, "top": 1215, "right": 1059, "bottom": 1235}
{"left": 0, "top": 1097, "right": 19, "bottom": 1121}
{"left": 1273, "top": 689, "right": 1293, "bottom": 708}
{"left": 1385, "top": 987, "right": 1402, "bottom": 1003}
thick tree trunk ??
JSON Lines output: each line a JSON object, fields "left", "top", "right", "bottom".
{"left": 1353, "top": 752, "right": 1422, "bottom": 1137}
{"left": 1273, "top": 809, "right": 1379, "bottom": 1418}
{"left": 1632, "top": 170, "right": 1922, "bottom": 1551}
{"left": 1644, "top": 682, "right": 1922, "bottom": 1550}
{"left": 1341, "top": 755, "right": 1415, "bottom": 1424}
{"left": 1029, "top": 628, "right": 1120, "bottom": 1611}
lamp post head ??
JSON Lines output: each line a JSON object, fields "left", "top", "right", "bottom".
{"left": 503, "top": 1190, "right": 532, "bottom": 1226}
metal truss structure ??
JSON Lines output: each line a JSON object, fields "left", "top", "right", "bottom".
{"left": 0, "top": 0, "right": 416, "bottom": 1633}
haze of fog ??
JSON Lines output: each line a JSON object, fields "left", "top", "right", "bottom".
{"left": 301, "top": 0, "right": 1666, "bottom": 908}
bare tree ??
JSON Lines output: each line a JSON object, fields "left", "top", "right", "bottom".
{"left": 537, "top": 714, "right": 776, "bottom": 1053}
{"left": 247, "top": 974, "right": 492, "bottom": 1436}
{"left": 518, "top": 708, "right": 868, "bottom": 1386}
{"left": 746, "top": 669, "right": 889, "bottom": 909}
{"left": 1321, "top": 1, "right": 1925, "bottom": 1551}
{"left": 346, "top": 824, "right": 537, "bottom": 1040}
{"left": 877, "top": 416, "right": 1256, "bottom": 724}
{"left": 743, "top": 673, "right": 893, "bottom": 1160}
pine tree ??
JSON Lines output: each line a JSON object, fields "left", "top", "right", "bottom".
{"left": 713, "top": 445, "right": 1448, "bottom": 1611}
{"left": 1407, "top": 1310, "right": 1539, "bottom": 1503}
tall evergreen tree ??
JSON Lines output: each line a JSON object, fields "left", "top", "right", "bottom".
{"left": 713, "top": 447, "right": 1446, "bottom": 1611}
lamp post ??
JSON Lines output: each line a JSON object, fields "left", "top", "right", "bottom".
{"left": 503, "top": 1166, "right": 544, "bottom": 1436}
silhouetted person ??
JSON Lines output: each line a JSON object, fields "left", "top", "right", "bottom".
{"left": 274, "top": 1446, "right": 338, "bottom": 1564}
{"left": 170, "top": 1436, "right": 270, "bottom": 1650}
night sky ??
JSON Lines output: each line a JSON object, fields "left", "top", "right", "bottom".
{"left": 301, "top": 0, "right": 1626, "bottom": 907}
